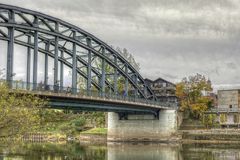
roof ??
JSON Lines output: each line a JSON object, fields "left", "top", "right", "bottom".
{"left": 144, "top": 77, "right": 176, "bottom": 87}
{"left": 144, "top": 78, "right": 153, "bottom": 83}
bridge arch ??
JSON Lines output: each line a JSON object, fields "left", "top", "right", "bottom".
{"left": 0, "top": 4, "right": 156, "bottom": 100}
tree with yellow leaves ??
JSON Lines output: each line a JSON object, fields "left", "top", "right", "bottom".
{"left": 176, "top": 73, "right": 213, "bottom": 119}
{"left": 0, "top": 81, "right": 46, "bottom": 138}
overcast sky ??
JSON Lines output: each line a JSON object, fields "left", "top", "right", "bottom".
{"left": 1, "top": 0, "right": 240, "bottom": 90}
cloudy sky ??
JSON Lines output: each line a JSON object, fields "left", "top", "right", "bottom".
{"left": 1, "top": 0, "right": 240, "bottom": 90}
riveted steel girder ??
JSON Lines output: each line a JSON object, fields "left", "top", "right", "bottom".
{"left": 0, "top": 3, "right": 156, "bottom": 100}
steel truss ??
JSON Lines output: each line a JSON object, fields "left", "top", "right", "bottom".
{"left": 0, "top": 4, "right": 156, "bottom": 100}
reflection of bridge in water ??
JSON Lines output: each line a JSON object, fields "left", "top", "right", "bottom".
{"left": 0, "top": 4, "right": 179, "bottom": 141}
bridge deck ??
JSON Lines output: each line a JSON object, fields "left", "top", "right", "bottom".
{"left": 27, "top": 90, "right": 171, "bottom": 109}
{"left": 5, "top": 80, "right": 178, "bottom": 114}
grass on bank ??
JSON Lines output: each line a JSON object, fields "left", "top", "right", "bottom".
{"left": 80, "top": 128, "right": 107, "bottom": 135}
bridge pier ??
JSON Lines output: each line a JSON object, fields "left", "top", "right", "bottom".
{"left": 107, "top": 110, "right": 181, "bottom": 142}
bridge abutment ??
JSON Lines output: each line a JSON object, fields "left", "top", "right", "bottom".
{"left": 107, "top": 110, "right": 181, "bottom": 142}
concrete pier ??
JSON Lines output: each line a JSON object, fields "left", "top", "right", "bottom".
{"left": 108, "top": 109, "right": 181, "bottom": 142}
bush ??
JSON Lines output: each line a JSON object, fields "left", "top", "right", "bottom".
{"left": 202, "top": 114, "right": 218, "bottom": 128}
{"left": 71, "top": 117, "right": 86, "bottom": 131}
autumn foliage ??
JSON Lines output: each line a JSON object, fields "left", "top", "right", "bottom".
{"left": 176, "top": 74, "right": 213, "bottom": 119}
{"left": 0, "top": 82, "right": 46, "bottom": 138}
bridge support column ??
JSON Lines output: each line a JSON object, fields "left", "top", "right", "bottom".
{"left": 107, "top": 110, "right": 180, "bottom": 142}
{"left": 44, "top": 42, "right": 50, "bottom": 87}
{"left": 113, "top": 56, "right": 118, "bottom": 96}
{"left": 100, "top": 47, "right": 106, "bottom": 97}
{"left": 6, "top": 10, "right": 15, "bottom": 84}
{"left": 32, "top": 17, "right": 39, "bottom": 90}
{"left": 7, "top": 26, "right": 14, "bottom": 83}
{"left": 26, "top": 35, "right": 31, "bottom": 89}
{"left": 53, "top": 22, "right": 59, "bottom": 91}
{"left": 87, "top": 38, "right": 92, "bottom": 96}
{"left": 32, "top": 30, "right": 38, "bottom": 90}
{"left": 72, "top": 31, "right": 77, "bottom": 94}
{"left": 60, "top": 50, "right": 64, "bottom": 91}
{"left": 124, "top": 65, "right": 128, "bottom": 97}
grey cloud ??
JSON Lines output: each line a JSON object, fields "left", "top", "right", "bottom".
{"left": 0, "top": 0, "right": 240, "bottom": 89}
{"left": 226, "top": 62, "right": 237, "bottom": 70}
{"left": 4, "top": 0, "right": 240, "bottom": 39}
{"left": 160, "top": 73, "right": 178, "bottom": 80}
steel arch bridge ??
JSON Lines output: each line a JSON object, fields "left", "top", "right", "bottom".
{"left": 0, "top": 4, "right": 178, "bottom": 115}
{"left": 0, "top": 4, "right": 157, "bottom": 100}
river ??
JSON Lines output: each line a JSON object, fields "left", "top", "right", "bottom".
{"left": 0, "top": 142, "right": 240, "bottom": 160}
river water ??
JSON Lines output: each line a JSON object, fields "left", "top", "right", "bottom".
{"left": 0, "top": 142, "right": 240, "bottom": 160}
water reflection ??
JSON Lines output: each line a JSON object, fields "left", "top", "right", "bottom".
{"left": 1, "top": 142, "right": 240, "bottom": 160}
{"left": 182, "top": 143, "right": 240, "bottom": 160}
{"left": 108, "top": 143, "right": 181, "bottom": 160}
{"left": 0, "top": 142, "right": 107, "bottom": 160}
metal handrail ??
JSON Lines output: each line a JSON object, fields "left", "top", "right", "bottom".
{"left": 1, "top": 79, "right": 178, "bottom": 108}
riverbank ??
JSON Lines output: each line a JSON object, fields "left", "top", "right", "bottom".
{"left": 21, "top": 128, "right": 107, "bottom": 142}
{"left": 79, "top": 128, "right": 107, "bottom": 142}
{"left": 180, "top": 129, "right": 240, "bottom": 143}
{"left": 19, "top": 128, "right": 240, "bottom": 144}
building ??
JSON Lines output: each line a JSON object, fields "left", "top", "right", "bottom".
{"left": 217, "top": 89, "right": 240, "bottom": 127}
{"left": 145, "top": 78, "right": 178, "bottom": 103}
{"left": 218, "top": 90, "right": 240, "bottom": 109}
{"left": 207, "top": 89, "right": 240, "bottom": 127}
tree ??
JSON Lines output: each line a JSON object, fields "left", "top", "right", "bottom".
{"left": 176, "top": 73, "right": 213, "bottom": 119}
{"left": 58, "top": 116, "right": 86, "bottom": 136}
{"left": 0, "top": 68, "right": 5, "bottom": 78}
{"left": 0, "top": 82, "right": 46, "bottom": 138}
{"left": 115, "top": 47, "right": 140, "bottom": 72}
{"left": 202, "top": 114, "right": 218, "bottom": 128}
{"left": 77, "top": 46, "right": 141, "bottom": 96}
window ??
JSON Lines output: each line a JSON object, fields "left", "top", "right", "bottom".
{"left": 234, "top": 114, "right": 239, "bottom": 123}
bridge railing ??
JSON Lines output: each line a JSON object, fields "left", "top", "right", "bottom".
{"left": 1, "top": 80, "right": 178, "bottom": 108}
